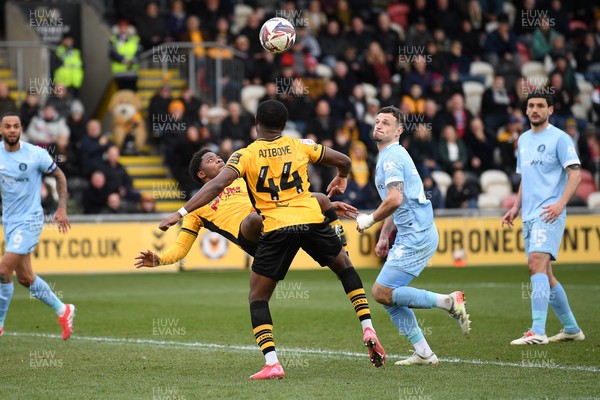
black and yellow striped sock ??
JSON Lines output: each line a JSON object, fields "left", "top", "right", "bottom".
{"left": 323, "top": 207, "right": 348, "bottom": 250}
{"left": 339, "top": 267, "right": 372, "bottom": 321}
{"left": 250, "top": 300, "right": 275, "bottom": 355}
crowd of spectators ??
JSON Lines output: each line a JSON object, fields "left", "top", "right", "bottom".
{"left": 130, "top": 0, "right": 599, "bottom": 209}
{"left": 0, "top": 84, "right": 154, "bottom": 214}
{"left": 4, "top": 0, "right": 600, "bottom": 214}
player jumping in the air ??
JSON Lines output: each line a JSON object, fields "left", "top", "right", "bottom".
{"left": 135, "top": 149, "right": 356, "bottom": 267}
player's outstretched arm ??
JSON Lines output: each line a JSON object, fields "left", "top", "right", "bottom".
{"left": 135, "top": 226, "right": 199, "bottom": 268}
{"left": 320, "top": 147, "right": 351, "bottom": 197}
{"left": 312, "top": 192, "right": 358, "bottom": 219}
{"left": 502, "top": 182, "right": 522, "bottom": 228}
{"left": 51, "top": 167, "right": 71, "bottom": 234}
{"left": 540, "top": 164, "right": 581, "bottom": 224}
{"left": 135, "top": 250, "right": 161, "bottom": 268}
{"left": 357, "top": 181, "right": 403, "bottom": 232}
{"left": 331, "top": 201, "right": 358, "bottom": 219}
{"left": 158, "top": 167, "right": 238, "bottom": 231}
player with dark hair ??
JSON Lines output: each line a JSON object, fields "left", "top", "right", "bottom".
{"left": 159, "top": 100, "right": 386, "bottom": 379}
{"left": 0, "top": 112, "right": 75, "bottom": 339}
{"left": 135, "top": 148, "right": 356, "bottom": 266}
{"left": 502, "top": 92, "right": 585, "bottom": 345}
{"left": 355, "top": 106, "right": 470, "bottom": 365}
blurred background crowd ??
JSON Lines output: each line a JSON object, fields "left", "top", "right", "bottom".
{"left": 1, "top": 0, "right": 599, "bottom": 214}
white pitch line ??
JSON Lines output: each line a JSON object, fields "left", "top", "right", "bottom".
{"left": 6, "top": 332, "right": 600, "bottom": 373}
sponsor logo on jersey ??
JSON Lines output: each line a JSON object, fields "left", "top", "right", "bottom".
{"left": 227, "top": 152, "right": 242, "bottom": 165}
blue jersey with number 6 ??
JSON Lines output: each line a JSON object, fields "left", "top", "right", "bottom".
{"left": 0, "top": 141, "right": 57, "bottom": 223}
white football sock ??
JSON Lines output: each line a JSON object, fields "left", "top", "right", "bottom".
{"left": 436, "top": 294, "right": 452, "bottom": 310}
{"left": 361, "top": 319, "right": 374, "bottom": 332}
{"left": 265, "top": 350, "right": 279, "bottom": 366}
{"left": 413, "top": 338, "right": 433, "bottom": 358}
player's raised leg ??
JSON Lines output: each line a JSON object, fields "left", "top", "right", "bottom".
{"left": 16, "top": 254, "right": 75, "bottom": 340}
{"left": 376, "top": 281, "right": 470, "bottom": 336}
{"left": 372, "top": 229, "right": 469, "bottom": 366}
{"left": 373, "top": 270, "right": 442, "bottom": 366}
{"left": 547, "top": 264, "right": 584, "bottom": 342}
{"left": 0, "top": 252, "right": 21, "bottom": 336}
{"left": 248, "top": 271, "right": 284, "bottom": 379}
{"left": 239, "top": 212, "right": 263, "bottom": 244}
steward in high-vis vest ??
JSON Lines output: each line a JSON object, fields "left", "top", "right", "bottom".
{"left": 109, "top": 19, "right": 142, "bottom": 91}
{"left": 54, "top": 35, "right": 83, "bottom": 96}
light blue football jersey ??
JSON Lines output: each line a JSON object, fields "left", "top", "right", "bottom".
{"left": 516, "top": 124, "right": 580, "bottom": 221}
{"left": 0, "top": 141, "right": 57, "bottom": 223}
{"left": 375, "top": 142, "right": 434, "bottom": 233}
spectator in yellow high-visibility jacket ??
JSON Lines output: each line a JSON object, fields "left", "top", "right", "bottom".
{"left": 54, "top": 35, "right": 84, "bottom": 97}
{"left": 109, "top": 20, "right": 142, "bottom": 91}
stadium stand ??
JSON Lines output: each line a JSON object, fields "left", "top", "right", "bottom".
{"left": 1, "top": 0, "right": 599, "bottom": 214}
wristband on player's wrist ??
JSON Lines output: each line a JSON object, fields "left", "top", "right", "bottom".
{"left": 178, "top": 207, "right": 188, "bottom": 217}
{"left": 358, "top": 213, "right": 376, "bottom": 229}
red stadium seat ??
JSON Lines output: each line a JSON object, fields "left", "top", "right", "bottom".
{"left": 580, "top": 169, "right": 595, "bottom": 186}
{"left": 576, "top": 182, "right": 596, "bottom": 202}
{"left": 387, "top": 3, "right": 410, "bottom": 30}
{"left": 569, "top": 20, "right": 588, "bottom": 32}
{"left": 517, "top": 42, "right": 531, "bottom": 64}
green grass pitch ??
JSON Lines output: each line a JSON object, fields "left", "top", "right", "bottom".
{"left": 1, "top": 265, "right": 598, "bottom": 399}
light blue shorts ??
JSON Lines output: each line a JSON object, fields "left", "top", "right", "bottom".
{"left": 376, "top": 224, "right": 439, "bottom": 287}
{"left": 4, "top": 214, "right": 43, "bottom": 255}
{"left": 522, "top": 216, "right": 566, "bottom": 261}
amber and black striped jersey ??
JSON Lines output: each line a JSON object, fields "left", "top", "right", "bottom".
{"left": 225, "top": 136, "right": 326, "bottom": 233}
{"left": 159, "top": 178, "right": 253, "bottom": 265}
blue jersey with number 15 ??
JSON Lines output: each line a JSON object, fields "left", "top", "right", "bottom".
{"left": 516, "top": 124, "right": 580, "bottom": 221}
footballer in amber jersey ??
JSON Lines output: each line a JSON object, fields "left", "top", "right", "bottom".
{"left": 182, "top": 178, "right": 251, "bottom": 245}
{"left": 156, "top": 178, "right": 254, "bottom": 265}
{"left": 138, "top": 150, "right": 353, "bottom": 267}
{"left": 157, "top": 101, "right": 385, "bottom": 377}
{"left": 226, "top": 136, "right": 326, "bottom": 232}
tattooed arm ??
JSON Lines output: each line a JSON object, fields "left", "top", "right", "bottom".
{"left": 51, "top": 167, "right": 71, "bottom": 234}
{"left": 357, "top": 181, "right": 404, "bottom": 231}
{"left": 374, "top": 181, "right": 404, "bottom": 221}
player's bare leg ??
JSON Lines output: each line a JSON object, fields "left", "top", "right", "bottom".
{"left": 328, "top": 251, "right": 386, "bottom": 367}
{"left": 248, "top": 271, "right": 284, "bottom": 379}
{"left": 16, "top": 254, "right": 75, "bottom": 340}
{"left": 240, "top": 213, "right": 263, "bottom": 243}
